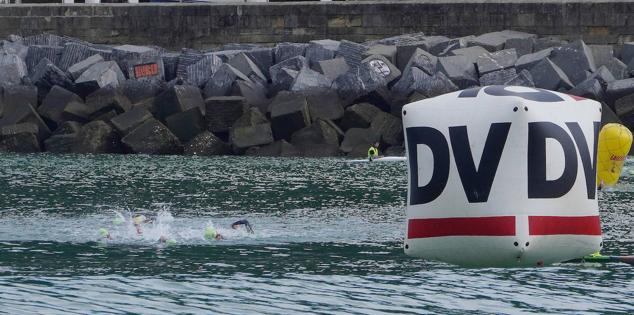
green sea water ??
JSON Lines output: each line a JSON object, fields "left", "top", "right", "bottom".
{"left": 0, "top": 154, "right": 632, "bottom": 314}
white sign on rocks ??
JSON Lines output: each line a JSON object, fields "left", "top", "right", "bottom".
{"left": 368, "top": 59, "right": 391, "bottom": 77}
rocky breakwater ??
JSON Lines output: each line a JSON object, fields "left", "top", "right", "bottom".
{"left": 0, "top": 31, "right": 633, "bottom": 157}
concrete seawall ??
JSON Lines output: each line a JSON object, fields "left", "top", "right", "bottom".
{"left": 1, "top": 1, "right": 634, "bottom": 49}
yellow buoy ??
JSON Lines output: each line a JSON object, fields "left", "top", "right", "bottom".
{"left": 596, "top": 123, "right": 633, "bottom": 187}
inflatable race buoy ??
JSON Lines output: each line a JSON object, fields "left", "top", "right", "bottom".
{"left": 596, "top": 123, "right": 632, "bottom": 187}
{"left": 402, "top": 86, "right": 602, "bottom": 267}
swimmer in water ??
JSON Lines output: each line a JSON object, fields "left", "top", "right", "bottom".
{"left": 99, "top": 228, "right": 112, "bottom": 240}
{"left": 159, "top": 235, "right": 176, "bottom": 245}
{"left": 133, "top": 214, "right": 152, "bottom": 235}
{"left": 204, "top": 226, "right": 224, "bottom": 240}
{"left": 231, "top": 219, "right": 254, "bottom": 234}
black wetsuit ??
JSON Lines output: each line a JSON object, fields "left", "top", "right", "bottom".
{"left": 231, "top": 219, "right": 254, "bottom": 233}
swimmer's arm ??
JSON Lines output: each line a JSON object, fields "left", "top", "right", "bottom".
{"left": 231, "top": 219, "right": 254, "bottom": 233}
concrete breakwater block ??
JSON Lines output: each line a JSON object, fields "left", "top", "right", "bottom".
{"left": 235, "top": 80, "right": 270, "bottom": 115}
{"left": 606, "top": 78, "right": 634, "bottom": 103}
{"left": 370, "top": 111, "right": 403, "bottom": 146}
{"left": 44, "top": 133, "right": 77, "bottom": 153}
{"left": 166, "top": 107, "right": 205, "bottom": 143}
{"left": 0, "top": 85, "right": 37, "bottom": 116}
{"left": 340, "top": 127, "right": 380, "bottom": 155}
{"left": 112, "top": 45, "right": 158, "bottom": 78}
{"left": 75, "top": 61, "right": 126, "bottom": 97}
{"left": 62, "top": 100, "right": 92, "bottom": 123}
{"left": 68, "top": 54, "right": 104, "bottom": 80}
{"left": 362, "top": 55, "right": 401, "bottom": 85}
{"left": 52, "top": 121, "right": 82, "bottom": 136}
{"left": 121, "top": 118, "right": 182, "bottom": 155}
{"left": 186, "top": 54, "right": 223, "bottom": 87}
{"left": 0, "top": 53, "right": 28, "bottom": 85}
{"left": 29, "top": 58, "right": 74, "bottom": 101}
{"left": 306, "top": 40, "right": 339, "bottom": 69}
{"left": 245, "top": 140, "right": 300, "bottom": 157}
{"left": 476, "top": 49, "right": 517, "bottom": 75}
{"left": 38, "top": 86, "right": 84, "bottom": 127}
{"left": 450, "top": 46, "right": 489, "bottom": 66}
{"left": 468, "top": 30, "right": 535, "bottom": 52}
{"left": 396, "top": 40, "right": 428, "bottom": 71}
{"left": 85, "top": 85, "right": 132, "bottom": 119}
{"left": 111, "top": 106, "right": 153, "bottom": 136}
{"left": 121, "top": 79, "right": 165, "bottom": 104}
{"left": 302, "top": 88, "right": 344, "bottom": 122}
{"left": 274, "top": 42, "right": 307, "bottom": 64}
{"left": 230, "top": 108, "right": 274, "bottom": 150}
{"left": 568, "top": 78, "right": 604, "bottom": 100}
{"left": 72, "top": 120, "right": 121, "bottom": 154}
{"left": 22, "top": 34, "right": 66, "bottom": 47}
{"left": 205, "top": 96, "right": 245, "bottom": 133}
{"left": 290, "top": 68, "right": 332, "bottom": 92}
{"left": 176, "top": 49, "right": 203, "bottom": 79}
{"left": 316, "top": 58, "right": 349, "bottom": 82}
{"left": 412, "top": 71, "right": 459, "bottom": 98}
{"left": 270, "top": 56, "right": 308, "bottom": 92}
{"left": 290, "top": 119, "right": 340, "bottom": 157}
{"left": 504, "top": 37, "right": 534, "bottom": 57}
{"left": 515, "top": 48, "right": 552, "bottom": 71}
{"left": 426, "top": 36, "right": 458, "bottom": 56}
{"left": 363, "top": 44, "right": 397, "bottom": 65}
{"left": 504, "top": 69, "right": 535, "bottom": 87}
{"left": 333, "top": 63, "right": 387, "bottom": 103}
{"left": 1, "top": 40, "right": 28, "bottom": 60}
{"left": 404, "top": 48, "right": 437, "bottom": 76}
{"left": 529, "top": 58, "right": 573, "bottom": 91}
{"left": 614, "top": 93, "right": 634, "bottom": 117}
{"left": 591, "top": 66, "right": 616, "bottom": 84}
{"left": 228, "top": 53, "right": 267, "bottom": 84}
{"left": 437, "top": 55, "right": 478, "bottom": 89}
{"left": 245, "top": 48, "right": 274, "bottom": 80}
{"left": 590, "top": 45, "right": 613, "bottom": 69}
{"left": 184, "top": 131, "right": 230, "bottom": 156}
{"left": 58, "top": 42, "right": 93, "bottom": 72}
{"left": 338, "top": 102, "right": 382, "bottom": 131}
{"left": 0, "top": 123, "right": 40, "bottom": 153}
{"left": 155, "top": 84, "right": 204, "bottom": 121}
{"left": 161, "top": 53, "right": 180, "bottom": 82}
{"left": 550, "top": 40, "right": 596, "bottom": 85}
{"left": 0, "top": 101, "right": 51, "bottom": 142}
{"left": 620, "top": 42, "right": 634, "bottom": 65}
{"left": 337, "top": 40, "right": 368, "bottom": 69}
{"left": 270, "top": 92, "right": 311, "bottom": 140}
{"left": 203, "top": 63, "right": 250, "bottom": 98}
{"left": 25, "top": 45, "right": 63, "bottom": 74}
{"left": 392, "top": 66, "right": 431, "bottom": 97}
{"left": 479, "top": 68, "right": 518, "bottom": 86}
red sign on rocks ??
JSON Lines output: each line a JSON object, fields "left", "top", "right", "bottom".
{"left": 134, "top": 63, "right": 159, "bottom": 78}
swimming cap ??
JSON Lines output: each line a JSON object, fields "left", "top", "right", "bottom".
{"left": 99, "top": 228, "right": 109, "bottom": 238}
{"left": 204, "top": 226, "right": 217, "bottom": 240}
{"left": 166, "top": 239, "right": 177, "bottom": 246}
{"left": 113, "top": 217, "right": 124, "bottom": 225}
{"left": 133, "top": 215, "right": 146, "bottom": 225}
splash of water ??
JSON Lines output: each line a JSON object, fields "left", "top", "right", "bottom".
{"left": 99, "top": 209, "right": 258, "bottom": 246}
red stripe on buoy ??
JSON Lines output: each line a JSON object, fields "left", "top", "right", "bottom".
{"left": 528, "top": 216, "right": 602, "bottom": 235}
{"left": 407, "top": 216, "right": 516, "bottom": 239}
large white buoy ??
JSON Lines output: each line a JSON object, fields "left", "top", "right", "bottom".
{"left": 402, "top": 86, "right": 602, "bottom": 267}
